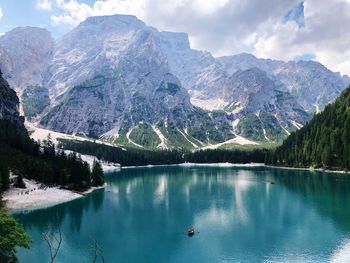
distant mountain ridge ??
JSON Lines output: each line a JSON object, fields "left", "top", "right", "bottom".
{"left": 0, "top": 15, "right": 348, "bottom": 149}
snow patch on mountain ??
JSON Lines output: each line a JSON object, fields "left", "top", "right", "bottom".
{"left": 201, "top": 135, "right": 259, "bottom": 150}
{"left": 280, "top": 125, "right": 291, "bottom": 135}
{"left": 177, "top": 129, "right": 199, "bottom": 149}
{"left": 190, "top": 98, "right": 228, "bottom": 111}
{"left": 232, "top": 119, "right": 240, "bottom": 129}
{"left": 262, "top": 128, "right": 270, "bottom": 141}
{"left": 152, "top": 126, "right": 168, "bottom": 149}
{"left": 290, "top": 120, "right": 303, "bottom": 129}
{"left": 126, "top": 127, "right": 144, "bottom": 148}
{"left": 101, "top": 126, "right": 120, "bottom": 139}
{"left": 26, "top": 122, "right": 117, "bottom": 147}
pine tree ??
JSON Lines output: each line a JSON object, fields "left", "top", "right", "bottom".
{"left": 14, "top": 174, "right": 26, "bottom": 189}
{"left": 91, "top": 161, "right": 105, "bottom": 187}
{"left": 0, "top": 164, "right": 9, "bottom": 192}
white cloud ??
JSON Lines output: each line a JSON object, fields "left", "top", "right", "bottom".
{"left": 37, "top": 0, "right": 53, "bottom": 10}
{"left": 0, "top": 7, "right": 3, "bottom": 19}
{"left": 51, "top": 0, "right": 145, "bottom": 26}
{"left": 49, "top": 0, "right": 350, "bottom": 75}
{"left": 253, "top": 0, "right": 350, "bottom": 75}
{"left": 50, "top": 0, "right": 297, "bottom": 50}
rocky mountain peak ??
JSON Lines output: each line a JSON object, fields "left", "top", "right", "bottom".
{"left": 160, "top": 31, "right": 191, "bottom": 50}
{"left": 0, "top": 26, "right": 54, "bottom": 90}
{"left": 83, "top": 14, "right": 145, "bottom": 27}
{"left": 0, "top": 26, "right": 54, "bottom": 58}
{"left": 69, "top": 14, "right": 148, "bottom": 42}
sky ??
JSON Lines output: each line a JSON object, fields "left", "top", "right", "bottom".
{"left": 0, "top": 0, "right": 350, "bottom": 75}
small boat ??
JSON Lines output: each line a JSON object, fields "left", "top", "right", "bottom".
{"left": 188, "top": 228, "right": 195, "bottom": 237}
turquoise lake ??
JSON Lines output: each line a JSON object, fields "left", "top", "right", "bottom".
{"left": 14, "top": 166, "right": 350, "bottom": 262}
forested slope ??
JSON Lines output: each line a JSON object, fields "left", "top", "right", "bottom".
{"left": 0, "top": 70, "right": 104, "bottom": 194}
{"left": 267, "top": 87, "right": 350, "bottom": 170}
{"left": 60, "top": 139, "right": 267, "bottom": 166}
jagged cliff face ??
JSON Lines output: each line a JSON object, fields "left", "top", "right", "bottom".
{"left": 216, "top": 54, "right": 349, "bottom": 112}
{"left": 158, "top": 31, "right": 226, "bottom": 98}
{"left": 274, "top": 61, "right": 347, "bottom": 112}
{"left": 38, "top": 16, "right": 233, "bottom": 148}
{"left": 0, "top": 15, "right": 348, "bottom": 148}
{"left": 221, "top": 68, "right": 308, "bottom": 141}
{"left": 0, "top": 70, "right": 25, "bottom": 131}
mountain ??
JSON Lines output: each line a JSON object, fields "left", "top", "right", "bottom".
{"left": 216, "top": 53, "right": 349, "bottom": 112}
{"left": 267, "top": 86, "right": 350, "bottom": 170}
{"left": 38, "top": 16, "right": 233, "bottom": 149}
{"left": 0, "top": 73, "right": 105, "bottom": 263}
{"left": 0, "top": 15, "right": 348, "bottom": 149}
{"left": 21, "top": 85, "right": 50, "bottom": 119}
{"left": 159, "top": 31, "right": 226, "bottom": 99}
{"left": 0, "top": 69, "right": 25, "bottom": 131}
{"left": 221, "top": 68, "right": 308, "bottom": 141}
{"left": 186, "top": 53, "right": 347, "bottom": 113}
{"left": 0, "top": 69, "right": 104, "bottom": 195}
{"left": 0, "top": 27, "right": 54, "bottom": 93}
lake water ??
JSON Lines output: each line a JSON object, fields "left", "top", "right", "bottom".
{"left": 15, "top": 166, "right": 350, "bottom": 262}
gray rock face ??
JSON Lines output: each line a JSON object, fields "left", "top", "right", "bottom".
{"left": 0, "top": 27, "right": 54, "bottom": 92}
{"left": 159, "top": 31, "right": 225, "bottom": 98}
{"left": 0, "top": 15, "right": 348, "bottom": 147}
{"left": 0, "top": 69, "right": 25, "bottom": 131}
{"left": 47, "top": 15, "right": 149, "bottom": 98}
{"left": 216, "top": 54, "right": 347, "bottom": 112}
{"left": 38, "top": 16, "right": 232, "bottom": 147}
{"left": 274, "top": 61, "right": 346, "bottom": 112}
{"left": 222, "top": 68, "right": 308, "bottom": 141}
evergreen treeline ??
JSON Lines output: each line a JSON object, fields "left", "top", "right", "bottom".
{"left": 60, "top": 140, "right": 184, "bottom": 166}
{"left": 266, "top": 87, "right": 350, "bottom": 170}
{"left": 0, "top": 120, "right": 104, "bottom": 193}
{"left": 186, "top": 149, "right": 268, "bottom": 164}
{"left": 59, "top": 139, "right": 267, "bottom": 166}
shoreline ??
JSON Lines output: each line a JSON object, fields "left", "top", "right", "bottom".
{"left": 122, "top": 162, "right": 349, "bottom": 175}
{"left": 2, "top": 150, "right": 119, "bottom": 213}
{"left": 265, "top": 165, "right": 349, "bottom": 175}
{"left": 2, "top": 179, "right": 106, "bottom": 213}
{"left": 121, "top": 162, "right": 265, "bottom": 169}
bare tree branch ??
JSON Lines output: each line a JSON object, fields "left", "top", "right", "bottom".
{"left": 91, "top": 239, "right": 105, "bottom": 263}
{"left": 43, "top": 215, "right": 106, "bottom": 263}
{"left": 42, "top": 214, "right": 62, "bottom": 263}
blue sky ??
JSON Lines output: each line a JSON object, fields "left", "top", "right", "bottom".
{"left": 0, "top": 0, "right": 96, "bottom": 37}
{"left": 284, "top": 1, "right": 305, "bottom": 28}
{"left": 0, "top": 0, "right": 58, "bottom": 37}
{"left": 0, "top": 0, "right": 350, "bottom": 75}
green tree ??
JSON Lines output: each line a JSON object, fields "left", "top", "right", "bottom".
{"left": 0, "top": 213, "right": 31, "bottom": 262}
{"left": 91, "top": 161, "right": 105, "bottom": 187}
{"left": 13, "top": 175, "right": 26, "bottom": 189}
{"left": 322, "top": 145, "right": 331, "bottom": 167}
{"left": 0, "top": 165, "right": 9, "bottom": 193}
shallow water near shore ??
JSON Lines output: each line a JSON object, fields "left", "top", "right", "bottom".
{"left": 15, "top": 166, "right": 350, "bottom": 262}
